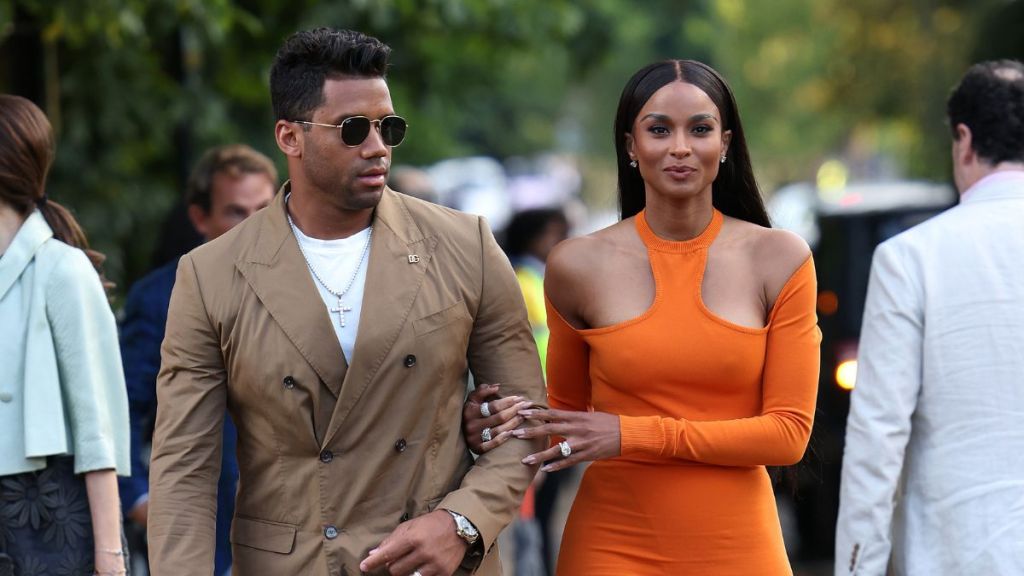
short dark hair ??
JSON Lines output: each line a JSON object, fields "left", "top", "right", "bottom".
{"left": 947, "top": 59, "right": 1024, "bottom": 165}
{"left": 186, "top": 144, "right": 278, "bottom": 212}
{"left": 613, "top": 60, "right": 770, "bottom": 227}
{"left": 503, "top": 208, "right": 569, "bottom": 258}
{"left": 270, "top": 27, "right": 391, "bottom": 121}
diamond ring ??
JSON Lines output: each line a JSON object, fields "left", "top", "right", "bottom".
{"left": 412, "top": 571, "right": 424, "bottom": 576}
{"left": 481, "top": 427, "right": 493, "bottom": 443}
{"left": 559, "top": 440, "right": 572, "bottom": 458}
{"left": 480, "top": 401, "right": 491, "bottom": 418}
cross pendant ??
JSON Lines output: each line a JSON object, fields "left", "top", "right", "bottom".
{"left": 330, "top": 298, "right": 353, "bottom": 328}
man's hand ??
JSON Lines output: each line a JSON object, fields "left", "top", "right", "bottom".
{"left": 127, "top": 500, "right": 148, "bottom": 527}
{"left": 463, "top": 383, "right": 532, "bottom": 454}
{"left": 359, "top": 509, "right": 468, "bottom": 575}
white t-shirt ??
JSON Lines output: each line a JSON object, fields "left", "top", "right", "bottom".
{"left": 291, "top": 223, "right": 371, "bottom": 362}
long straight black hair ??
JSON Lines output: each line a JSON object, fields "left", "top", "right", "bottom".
{"left": 614, "top": 60, "right": 771, "bottom": 227}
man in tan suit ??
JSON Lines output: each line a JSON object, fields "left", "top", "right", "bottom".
{"left": 148, "top": 27, "right": 546, "bottom": 576}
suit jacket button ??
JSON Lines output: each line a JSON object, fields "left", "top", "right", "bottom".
{"left": 324, "top": 525, "right": 339, "bottom": 539}
{"left": 0, "top": 393, "right": 12, "bottom": 403}
{"left": 394, "top": 439, "right": 407, "bottom": 453}
{"left": 320, "top": 450, "right": 334, "bottom": 463}
{"left": 404, "top": 354, "right": 417, "bottom": 367}
{"left": 283, "top": 376, "right": 296, "bottom": 389}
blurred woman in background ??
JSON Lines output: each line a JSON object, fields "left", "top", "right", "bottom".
{"left": 0, "top": 94, "right": 130, "bottom": 576}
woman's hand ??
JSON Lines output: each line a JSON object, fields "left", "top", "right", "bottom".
{"left": 514, "top": 409, "right": 621, "bottom": 472}
{"left": 462, "top": 383, "right": 534, "bottom": 454}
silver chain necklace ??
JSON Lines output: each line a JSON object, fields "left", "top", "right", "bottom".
{"left": 286, "top": 210, "right": 372, "bottom": 329}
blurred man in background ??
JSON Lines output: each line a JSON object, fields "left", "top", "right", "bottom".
{"left": 836, "top": 60, "right": 1024, "bottom": 575}
{"left": 503, "top": 208, "right": 569, "bottom": 576}
{"left": 118, "top": 144, "right": 277, "bottom": 575}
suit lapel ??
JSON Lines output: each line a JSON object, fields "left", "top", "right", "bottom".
{"left": 235, "top": 190, "right": 348, "bottom": 398}
{"left": 322, "top": 189, "right": 436, "bottom": 446}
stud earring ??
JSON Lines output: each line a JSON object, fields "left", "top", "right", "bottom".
{"left": 720, "top": 155, "right": 727, "bottom": 164}
{"left": 629, "top": 160, "right": 638, "bottom": 168}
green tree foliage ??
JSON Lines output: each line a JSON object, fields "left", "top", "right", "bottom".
{"left": 0, "top": 0, "right": 599, "bottom": 292}
{"left": 688, "top": 0, "right": 1007, "bottom": 186}
{"left": 1, "top": 0, "right": 1016, "bottom": 294}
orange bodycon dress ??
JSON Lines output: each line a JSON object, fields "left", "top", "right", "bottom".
{"left": 547, "top": 209, "right": 820, "bottom": 575}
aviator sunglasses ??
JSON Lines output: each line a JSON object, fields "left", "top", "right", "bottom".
{"left": 291, "top": 115, "right": 408, "bottom": 147}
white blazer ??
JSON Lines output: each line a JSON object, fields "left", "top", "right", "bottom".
{"left": 835, "top": 170, "right": 1024, "bottom": 575}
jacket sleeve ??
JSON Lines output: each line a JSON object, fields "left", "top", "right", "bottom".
{"left": 437, "top": 216, "right": 547, "bottom": 561}
{"left": 835, "top": 241, "right": 923, "bottom": 575}
{"left": 47, "top": 248, "right": 131, "bottom": 476}
{"left": 117, "top": 280, "right": 164, "bottom": 515}
{"left": 617, "top": 257, "right": 820, "bottom": 466}
{"left": 147, "top": 254, "right": 226, "bottom": 575}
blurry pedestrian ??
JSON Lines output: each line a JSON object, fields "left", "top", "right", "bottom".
{"left": 503, "top": 209, "right": 569, "bottom": 370}
{"left": 0, "top": 94, "right": 130, "bottom": 575}
{"left": 118, "top": 144, "right": 276, "bottom": 575}
{"left": 467, "top": 59, "right": 820, "bottom": 574}
{"left": 835, "top": 60, "right": 1024, "bottom": 575}
{"left": 498, "top": 209, "right": 572, "bottom": 575}
{"left": 146, "top": 27, "right": 545, "bottom": 576}
{"left": 466, "top": 208, "right": 569, "bottom": 575}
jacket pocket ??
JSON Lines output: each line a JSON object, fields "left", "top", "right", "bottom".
{"left": 231, "top": 516, "right": 297, "bottom": 554}
{"left": 413, "top": 300, "right": 470, "bottom": 337}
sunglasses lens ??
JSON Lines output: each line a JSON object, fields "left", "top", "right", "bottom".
{"left": 340, "top": 117, "right": 372, "bottom": 146}
{"left": 380, "top": 116, "right": 407, "bottom": 146}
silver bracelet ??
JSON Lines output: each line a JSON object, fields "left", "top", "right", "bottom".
{"left": 96, "top": 547, "right": 126, "bottom": 556}
{"left": 94, "top": 570, "right": 127, "bottom": 576}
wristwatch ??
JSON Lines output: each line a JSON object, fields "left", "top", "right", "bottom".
{"left": 445, "top": 510, "right": 480, "bottom": 545}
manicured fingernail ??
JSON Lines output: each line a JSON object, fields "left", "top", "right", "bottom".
{"left": 368, "top": 548, "right": 378, "bottom": 555}
{"left": 541, "top": 465, "right": 553, "bottom": 472}
{"left": 522, "top": 456, "right": 536, "bottom": 464}
{"left": 512, "top": 429, "right": 525, "bottom": 438}
{"left": 519, "top": 409, "right": 534, "bottom": 417}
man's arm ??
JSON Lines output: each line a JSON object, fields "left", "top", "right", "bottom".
{"left": 147, "top": 254, "right": 227, "bottom": 575}
{"left": 835, "top": 241, "right": 924, "bottom": 575}
{"left": 440, "top": 216, "right": 547, "bottom": 554}
{"left": 361, "top": 216, "right": 547, "bottom": 575}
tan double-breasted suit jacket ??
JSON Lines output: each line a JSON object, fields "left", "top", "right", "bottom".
{"left": 148, "top": 187, "right": 546, "bottom": 575}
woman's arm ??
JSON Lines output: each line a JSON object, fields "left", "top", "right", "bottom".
{"left": 617, "top": 256, "right": 820, "bottom": 466}
{"left": 46, "top": 249, "right": 131, "bottom": 572}
{"left": 85, "top": 469, "right": 127, "bottom": 574}
{"left": 519, "top": 254, "right": 820, "bottom": 470}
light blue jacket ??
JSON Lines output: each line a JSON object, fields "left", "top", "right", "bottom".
{"left": 0, "top": 210, "right": 129, "bottom": 476}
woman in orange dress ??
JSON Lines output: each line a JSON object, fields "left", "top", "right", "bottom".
{"left": 468, "top": 59, "right": 820, "bottom": 575}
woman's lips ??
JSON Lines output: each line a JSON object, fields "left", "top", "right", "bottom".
{"left": 664, "top": 166, "right": 696, "bottom": 179}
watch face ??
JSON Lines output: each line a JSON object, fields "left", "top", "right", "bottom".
{"left": 454, "top": 515, "right": 479, "bottom": 541}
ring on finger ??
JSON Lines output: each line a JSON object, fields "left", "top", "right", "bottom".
{"left": 482, "top": 427, "right": 493, "bottom": 443}
{"left": 480, "top": 401, "right": 491, "bottom": 418}
{"left": 559, "top": 440, "right": 572, "bottom": 458}
{"left": 412, "top": 571, "right": 424, "bottom": 576}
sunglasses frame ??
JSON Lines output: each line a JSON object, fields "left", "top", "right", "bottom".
{"left": 291, "top": 115, "right": 408, "bottom": 147}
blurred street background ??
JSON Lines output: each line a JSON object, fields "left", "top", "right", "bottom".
{"left": 3, "top": 1, "right": 1021, "bottom": 574}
